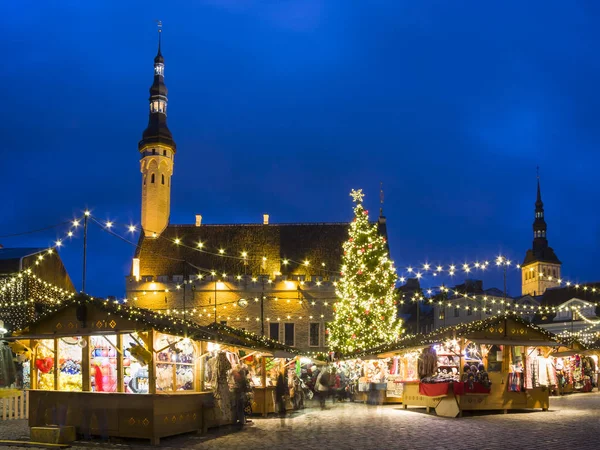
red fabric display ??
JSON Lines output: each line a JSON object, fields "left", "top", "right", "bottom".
{"left": 419, "top": 382, "right": 450, "bottom": 397}
{"left": 94, "top": 364, "right": 104, "bottom": 392}
{"left": 453, "top": 382, "right": 491, "bottom": 395}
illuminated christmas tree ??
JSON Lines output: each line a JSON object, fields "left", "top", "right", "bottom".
{"left": 328, "top": 189, "right": 403, "bottom": 354}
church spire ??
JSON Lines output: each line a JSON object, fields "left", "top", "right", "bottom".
{"left": 532, "top": 168, "right": 547, "bottom": 251}
{"left": 521, "top": 169, "right": 561, "bottom": 296}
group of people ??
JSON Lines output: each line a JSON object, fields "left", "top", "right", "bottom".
{"left": 229, "top": 363, "right": 357, "bottom": 427}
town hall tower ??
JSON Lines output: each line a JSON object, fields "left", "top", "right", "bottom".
{"left": 139, "top": 24, "right": 176, "bottom": 237}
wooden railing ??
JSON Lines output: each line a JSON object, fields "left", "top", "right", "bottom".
{"left": 0, "top": 389, "right": 29, "bottom": 420}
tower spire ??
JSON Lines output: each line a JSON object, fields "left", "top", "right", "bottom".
{"left": 156, "top": 20, "right": 162, "bottom": 60}
{"left": 139, "top": 23, "right": 176, "bottom": 237}
{"left": 379, "top": 182, "right": 384, "bottom": 217}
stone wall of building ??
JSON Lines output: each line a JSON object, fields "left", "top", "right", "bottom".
{"left": 126, "top": 276, "right": 335, "bottom": 353}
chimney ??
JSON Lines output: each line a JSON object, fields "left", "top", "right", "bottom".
{"left": 263, "top": 214, "right": 269, "bottom": 225}
{"left": 195, "top": 215, "right": 202, "bottom": 227}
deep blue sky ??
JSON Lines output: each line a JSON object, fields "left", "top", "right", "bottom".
{"left": 2, "top": 1, "right": 600, "bottom": 298}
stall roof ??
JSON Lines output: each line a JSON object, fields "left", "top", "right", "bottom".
{"left": 206, "top": 322, "right": 301, "bottom": 357}
{"left": 9, "top": 294, "right": 257, "bottom": 348}
{"left": 358, "top": 315, "right": 561, "bottom": 357}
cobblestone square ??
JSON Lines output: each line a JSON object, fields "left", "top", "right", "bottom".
{"left": 1, "top": 393, "right": 599, "bottom": 449}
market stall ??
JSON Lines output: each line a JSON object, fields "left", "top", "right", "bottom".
{"left": 551, "top": 344, "right": 598, "bottom": 394}
{"left": 9, "top": 295, "right": 257, "bottom": 445}
{"left": 206, "top": 323, "right": 300, "bottom": 416}
{"left": 374, "top": 316, "right": 562, "bottom": 417}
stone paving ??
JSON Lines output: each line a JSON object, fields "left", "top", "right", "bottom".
{"left": 1, "top": 393, "right": 600, "bottom": 449}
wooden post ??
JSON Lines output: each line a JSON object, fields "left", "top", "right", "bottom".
{"left": 117, "top": 334, "right": 124, "bottom": 393}
{"left": 82, "top": 336, "right": 90, "bottom": 391}
{"left": 53, "top": 338, "right": 59, "bottom": 390}
{"left": 31, "top": 340, "right": 38, "bottom": 390}
{"left": 148, "top": 330, "right": 156, "bottom": 394}
{"left": 197, "top": 341, "right": 204, "bottom": 392}
{"left": 261, "top": 356, "right": 267, "bottom": 417}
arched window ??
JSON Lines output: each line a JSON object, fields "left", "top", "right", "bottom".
{"left": 161, "top": 174, "right": 165, "bottom": 185}
{"left": 151, "top": 173, "right": 155, "bottom": 184}
{"left": 163, "top": 150, "right": 167, "bottom": 156}
{"left": 143, "top": 175, "right": 146, "bottom": 185}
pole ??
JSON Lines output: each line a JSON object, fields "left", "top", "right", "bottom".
{"left": 503, "top": 263, "right": 507, "bottom": 304}
{"left": 261, "top": 276, "right": 265, "bottom": 336}
{"left": 82, "top": 214, "right": 88, "bottom": 293}
{"left": 416, "top": 295, "right": 420, "bottom": 334}
{"left": 214, "top": 278, "right": 217, "bottom": 324}
{"left": 183, "top": 264, "right": 187, "bottom": 324}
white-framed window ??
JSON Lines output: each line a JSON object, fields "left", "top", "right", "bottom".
{"left": 309, "top": 323, "right": 320, "bottom": 347}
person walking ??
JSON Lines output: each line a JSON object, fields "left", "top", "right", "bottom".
{"left": 275, "top": 369, "right": 288, "bottom": 425}
{"left": 315, "top": 367, "right": 330, "bottom": 410}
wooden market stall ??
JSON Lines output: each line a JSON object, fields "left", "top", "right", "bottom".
{"left": 373, "top": 316, "right": 562, "bottom": 417}
{"left": 206, "top": 323, "right": 300, "bottom": 416}
{"left": 8, "top": 294, "right": 257, "bottom": 445}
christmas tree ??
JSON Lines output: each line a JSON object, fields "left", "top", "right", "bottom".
{"left": 328, "top": 189, "right": 403, "bottom": 354}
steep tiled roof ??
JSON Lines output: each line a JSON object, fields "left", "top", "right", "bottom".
{"left": 522, "top": 247, "right": 561, "bottom": 266}
{"left": 134, "top": 222, "right": 362, "bottom": 278}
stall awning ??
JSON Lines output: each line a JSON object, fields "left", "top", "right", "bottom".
{"left": 472, "top": 339, "right": 562, "bottom": 347}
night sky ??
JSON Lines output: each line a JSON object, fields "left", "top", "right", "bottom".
{"left": 3, "top": 1, "right": 600, "bottom": 298}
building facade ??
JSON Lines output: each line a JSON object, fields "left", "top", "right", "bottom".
{"left": 521, "top": 177, "right": 561, "bottom": 296}
{"left": 126, "top": 29, "right": 390, "bottom": 353}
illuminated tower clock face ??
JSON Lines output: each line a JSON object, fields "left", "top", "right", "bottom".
{"left": 155, "top": 64, "right": 164, "bottom": 76}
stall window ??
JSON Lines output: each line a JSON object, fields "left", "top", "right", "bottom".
{"left": 58, "top": 337, "right": 83, "bottom": 392}
{"left": 467, "top": 308, "right": 472, "bottom": 316}
{"left": 35, "top": 339, "right": 55, "bottom": 390}
{"left": 155, "top": 332, "right": 195, "bottom": 392}
{"left": 284, "top": 323, "right": 295, "bottom": 347}
{"left": 439, "top": 309, "right": 445, "bottom": 320}
{"left": 122, "top": 333, "right": 149, "bottom": 394}
{"left": 454, "top": 307, "right": 460, "bottom": 317}
{"left": 89, "top": 335, "right": 118, "bottom": 392}
{"left": 487, "top": 345, "right": 504, "bottom": 372}
{"left": 269, "top": 323, "right": 280, "bottom": 341}
{"left": 309, "top": 323, "right": 320, "bottom": 347}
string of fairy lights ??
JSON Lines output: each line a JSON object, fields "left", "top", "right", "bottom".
{"left": 4, "top": 210, "right": 600, "bottom": 341}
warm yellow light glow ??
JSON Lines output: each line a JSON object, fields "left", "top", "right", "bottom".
{"left": 128, "top": 225, "right": 136, "bottom": 232}
{"left": 283, "top": 259, "right": 289, "bottom": 265}
{"left": 84, "top": 211, "right": 91, "bottom": 216}
{"left": 216, "top": 282, "right": 226, "bottom": 290}
{"left": 174, "top": 238, "right": 181, "bottom": 244}
{"left": 55, "top": 240, "right": 62, "bottom": 247}
{"left": 106, "top": 221, "right": 113, "bottom": 228}
{"left": 219, "top": 249, "right": 225, "bottom": 254}
{"left": 197, "top": 242, "right": 204, "bottom": 248}
{"left": 72, "top": 220, "right": 80, "bottom": 227}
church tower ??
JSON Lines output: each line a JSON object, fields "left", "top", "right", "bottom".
{"left": 139, "top": 23, "right": 176, "bottom": 237}
{"left": 521, "top": 174, "right": 561, "bottom": 296}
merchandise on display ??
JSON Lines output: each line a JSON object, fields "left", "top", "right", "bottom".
{"left": 58, "top": 337, "right": 83, "bottom": 391}
{"left": 35, "top": 339, "right": 55, "bottom": 390}
{"left": 90, "top": 335, "right": 117, "bottom": 393}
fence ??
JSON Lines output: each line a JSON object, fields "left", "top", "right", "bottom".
{"left": 0, "top": 389, "right": 29, "bottom": 420}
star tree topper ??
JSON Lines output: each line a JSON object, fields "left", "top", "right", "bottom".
{"left": 350, "top": 189, "right": 365, "bottom": 203}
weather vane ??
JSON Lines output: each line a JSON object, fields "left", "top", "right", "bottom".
{"left": 350, "top": 189, "right": 364, "bottom": 203}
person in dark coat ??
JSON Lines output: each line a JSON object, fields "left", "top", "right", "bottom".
{"left": 275, "top": 370, "right": 288, "bottom": 423}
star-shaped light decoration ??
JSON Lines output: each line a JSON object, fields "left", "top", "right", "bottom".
{"left": 350, "top": 189, "right": 365, "bottom": 203}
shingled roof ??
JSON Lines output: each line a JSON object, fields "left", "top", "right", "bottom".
{"left": 134, "top": 222, "right": 371, "bottom": 278}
